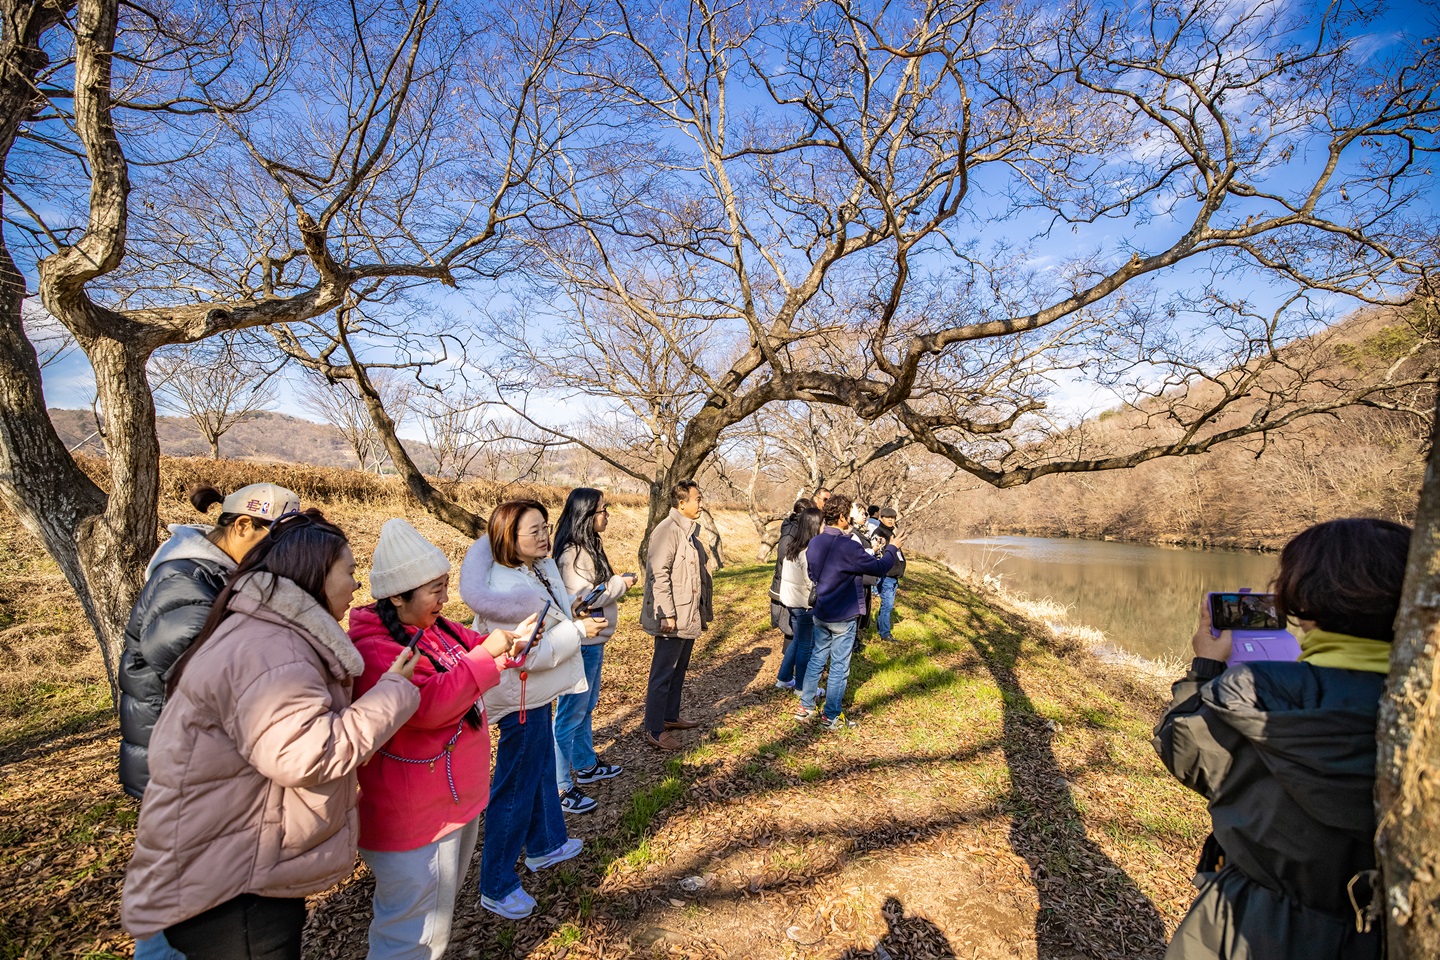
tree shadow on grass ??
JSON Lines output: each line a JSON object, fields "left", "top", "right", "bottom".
{"left": 962, "top": 603, "right": 1169, "bottom": 960}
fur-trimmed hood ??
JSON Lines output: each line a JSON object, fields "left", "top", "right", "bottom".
{"left": 226, "top": 572, "right": 364, "bottom": 678}
{"left": 146, "top": 525, "right": 236, "bottom": 579}
{"left": 458, "top": 535, "right": 568, "bottom": 625}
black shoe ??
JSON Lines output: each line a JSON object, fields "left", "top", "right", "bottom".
{"left": 559, "top": 787, "right": 597, "bottom": 814}
{"left": 575, "top": 763, "right": 622, "bottom": 784}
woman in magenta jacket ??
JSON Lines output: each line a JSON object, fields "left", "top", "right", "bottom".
{"left": 349, "top": 519, "right": 534, "bottom": 960}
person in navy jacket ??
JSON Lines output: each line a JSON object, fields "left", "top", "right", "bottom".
{"left": 798, "top": 494, "right": 905, "bottom": 729}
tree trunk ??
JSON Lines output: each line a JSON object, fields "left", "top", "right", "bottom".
{"left": 1375, "top": 382, "right": 1440, "bottom": 957}
{"left": 0, "top": 0, "right": 142, "bottom": 706}
{"left": 209, "top": 435, "right": 220, "bottom": 458}
{"left": 351, "top": 367, "right": 486, "bottom": 540}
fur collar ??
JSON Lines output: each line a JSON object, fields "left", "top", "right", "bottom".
{"left": 459, "top": 536, "right": 564, "bottom": 626}
{"left": 231, "top": 572, "right": 364, "bottom": 678}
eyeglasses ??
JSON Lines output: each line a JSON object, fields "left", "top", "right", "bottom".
{"left": 596, "top": 506, "right": 609, "bottom": 515}
{"left": 518, "top": 527, "right": 550, "bottom": 541}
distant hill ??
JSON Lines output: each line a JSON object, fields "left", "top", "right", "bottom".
{"left": 934, "top": 308, "right": 1437, "bottom": 550}
{"left": 49, "top": 408, "right": 363, "bottom": 468}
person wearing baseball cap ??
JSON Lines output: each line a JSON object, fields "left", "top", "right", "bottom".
{"left": 349, "top": 519, "right": 532, "bottom": 956}
{"left": 117, "top": 481, "right": 301, "bottom": 960}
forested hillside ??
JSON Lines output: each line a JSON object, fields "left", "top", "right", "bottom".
{"left": 934, "top": 309, "right": 1436, "bottom": 550}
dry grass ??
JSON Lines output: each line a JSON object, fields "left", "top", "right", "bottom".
{"left": 0, "top": 463, "right": 1209, "bottom": 960}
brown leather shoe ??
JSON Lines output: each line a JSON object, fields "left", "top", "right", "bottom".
{"left": 644, "top": 729, "right": 683, "bottom": 751}
{"left": 663, "top": 718, "right": 700, "bottom": 730}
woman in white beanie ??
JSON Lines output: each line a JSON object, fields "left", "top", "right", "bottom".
{"left": 349, "top": 519, "right": 535, "bottom": 959}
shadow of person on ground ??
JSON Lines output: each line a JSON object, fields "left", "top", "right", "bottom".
{"left": 967, "top": 605, "right": 1170, "bottom": 959}
{"left": 834, "top": 896, "right": 958, "bottom": 960}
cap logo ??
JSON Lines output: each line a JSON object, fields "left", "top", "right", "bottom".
{"left": 246, "top": 499, "right": 271, "bottom": 515}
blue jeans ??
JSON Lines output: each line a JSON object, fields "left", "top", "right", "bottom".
{"left": 777, "top": 608, "right": 814, "bottom": 685}
{"left": 802, "top": 617, "right": 857, "bottom": 720}
{"left": 877, "top": 577, "right": 898, "bottom": 640}
{"left": 480, "top": 704, "right": 569, "bottom": 901}
{"left": 554, "top": 644, "right": 605, "bottom": 793}
{"left": 134, "top": 933, "right": 185, "bottom": 960}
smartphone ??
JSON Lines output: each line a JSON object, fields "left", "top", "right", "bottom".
{"left": 1209, "top": 592, "right": 1282, "bottom": 632}
{"left": 508, "top": 599, "right": 551, "bottom": 667}
{"left": 579, "top": 584, "right": 607, "bottom": 610}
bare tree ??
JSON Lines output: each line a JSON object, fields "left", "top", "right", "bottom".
{"left": 0, "top": 0, "right": 585, "bottom": 694}
{"left": 420, "top": 392, "right": 488, "bottom": 481}
{"left": 150, "top": 336, "right": 280, "bottom": 458}
{"left": 1376, "top": 288, "right": 1440, "bottom": 958}
{"left": 297, "top": 368, "right": 412, "bottom": 474}
{"left": 516, "top": 0, "right": 1437, "bottom": 555}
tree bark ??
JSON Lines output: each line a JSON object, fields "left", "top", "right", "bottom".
{"left": 1376, "top": 378, "right": 1440, "bottom": 957}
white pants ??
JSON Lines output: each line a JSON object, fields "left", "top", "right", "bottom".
{"left": 360, "top": 817, "right": 481, "bottom": 960}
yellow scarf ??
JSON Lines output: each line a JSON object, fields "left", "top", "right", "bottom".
{"left": 1299, "top": 629, "right": 1392, "bottom": 674}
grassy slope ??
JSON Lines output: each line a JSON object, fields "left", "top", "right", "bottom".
{"left": 0, "top": 503, "right": 1209, "bottom": 959}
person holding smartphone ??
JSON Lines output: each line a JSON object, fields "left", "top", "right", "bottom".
{"left": 552, "top": 488, "right": 637, "bottom": 813}
{"left": 1154, "top": 518, "right": 1411, "bottom": 960}
{"left": 459, "top": 500, "right": 603, "bottom": 920}
{"left": 349, "top": 519, "right": 535, "bottom": 959}
{"left": 123, "top": 511, "right": 421, "bottom": 960}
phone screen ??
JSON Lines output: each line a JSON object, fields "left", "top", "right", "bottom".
{"left": 1210, "top": 593, "right": 1282, "bottom": 631}
{"left": 511, "top": 599, "right": 551, "bottom": 662}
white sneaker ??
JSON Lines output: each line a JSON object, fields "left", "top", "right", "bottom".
{"left": 775, "top": 679, "right": 796, "bottom": 690}
{"left": 525, "top": 837, "right": 583, "bottom": 871}
{"left": 480, "top": 887, "right": 536, "bottom": 919}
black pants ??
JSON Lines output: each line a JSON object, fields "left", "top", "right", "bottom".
{"left": 644, "top": 634, "right": 694, "bottom": 735}
{"left": 166, "top": 894, "right": 306, "bottom": 960}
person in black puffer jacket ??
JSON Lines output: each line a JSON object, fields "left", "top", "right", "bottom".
{"left": 118, "top": 482, "right": 300, "bottom": 800}
{"left": 1154, "top": 517, "right": 1411, "bottom": 960}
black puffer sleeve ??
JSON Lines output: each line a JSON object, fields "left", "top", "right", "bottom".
{"left": 137, "top": 562, "right": 226, "bottom": 680}
{"left": 1153, "top": 657, "right": 1231, "bottom": 800}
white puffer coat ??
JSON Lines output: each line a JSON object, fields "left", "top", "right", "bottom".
{"left": 458, "top": 536, "right": 588, "bottom": 724}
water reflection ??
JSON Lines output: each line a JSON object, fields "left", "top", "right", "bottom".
{"left": 941, "top": 537, "right": 1279, "bottom": 662}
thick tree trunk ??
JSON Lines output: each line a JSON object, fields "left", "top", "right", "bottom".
{"left": 1376, "top": 383, "right": 1440, "bottom": 957}
{"left": 0, "top": 0, "right": 142, "bottom": 704}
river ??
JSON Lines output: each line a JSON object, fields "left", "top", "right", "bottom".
{"left": 940, "top": 536, "right": 1281, "bottom": 662}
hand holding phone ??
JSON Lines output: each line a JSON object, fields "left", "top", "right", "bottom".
{"left": 504, "top": 600, "right": 550, "bottom": 668}
{"left": 1192, "top": 596, "right": 1233, "bottom": 662}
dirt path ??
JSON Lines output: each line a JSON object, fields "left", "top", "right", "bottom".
{"left": 0, "top": 559, "right": 1208, "bottom": 959}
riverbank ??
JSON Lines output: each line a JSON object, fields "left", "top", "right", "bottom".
{"left": 1, "top": 496, "right": 1209, "bottom": 960}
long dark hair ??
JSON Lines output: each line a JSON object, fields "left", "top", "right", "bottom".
{"left": 553, "top": 487, "right": 614, "bottom": 582}
{"left": 168, "top": 509, "right": 348, "bottom": 693}
{"left": 373, "top": 594, "right": 483, "bottom": 730}
{"left": 1273, "top": 517, "right": 1412, "bottom": 641}
{"left": 786, "top": 508, "right": 824, "bottom": 561}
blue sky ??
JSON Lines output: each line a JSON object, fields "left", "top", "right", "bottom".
{"left": 35, "top": 0, "right": 1440, "bottom": 438}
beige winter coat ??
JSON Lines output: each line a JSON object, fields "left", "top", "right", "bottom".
{"left": 122, "top": 574, "right": 420, "bottom": 938}
{"left": 640, "top": 508, "right": 714, "bottom": 640}
{"left": 555, "top": 544, "right": 631, "bottom": 645}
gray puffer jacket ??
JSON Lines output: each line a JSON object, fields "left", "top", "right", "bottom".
{"left": 118, "top": 526, "right": 237, "bottom": 799}
{"left": 1153, "top": 658, "right": 1385, "bottom": 960}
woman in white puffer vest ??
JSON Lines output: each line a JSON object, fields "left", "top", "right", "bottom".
{"left": 458, "top": 499, "right": 606, "bottom": 920}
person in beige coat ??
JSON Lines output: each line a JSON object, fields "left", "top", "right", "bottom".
{"left": 639, "top": 481, "right": 714, "bottom": 750}
{"left": 122, "top": 510, "right": 421, "bottom": 960}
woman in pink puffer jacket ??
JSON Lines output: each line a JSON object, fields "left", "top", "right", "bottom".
{"left": 123, "top": 511, "right": 421, "bottom": 960}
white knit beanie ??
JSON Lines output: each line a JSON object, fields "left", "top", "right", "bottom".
{"left": 370, "top": 519, "right": 452, "bottom": 599}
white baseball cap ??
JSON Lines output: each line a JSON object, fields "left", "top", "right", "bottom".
{"left": 222, "top": 483, "right": 301, "bottom": 522}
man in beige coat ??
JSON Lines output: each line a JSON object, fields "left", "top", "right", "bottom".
{"left": 640, "top": 481, "right": 714, "bottom": 750}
